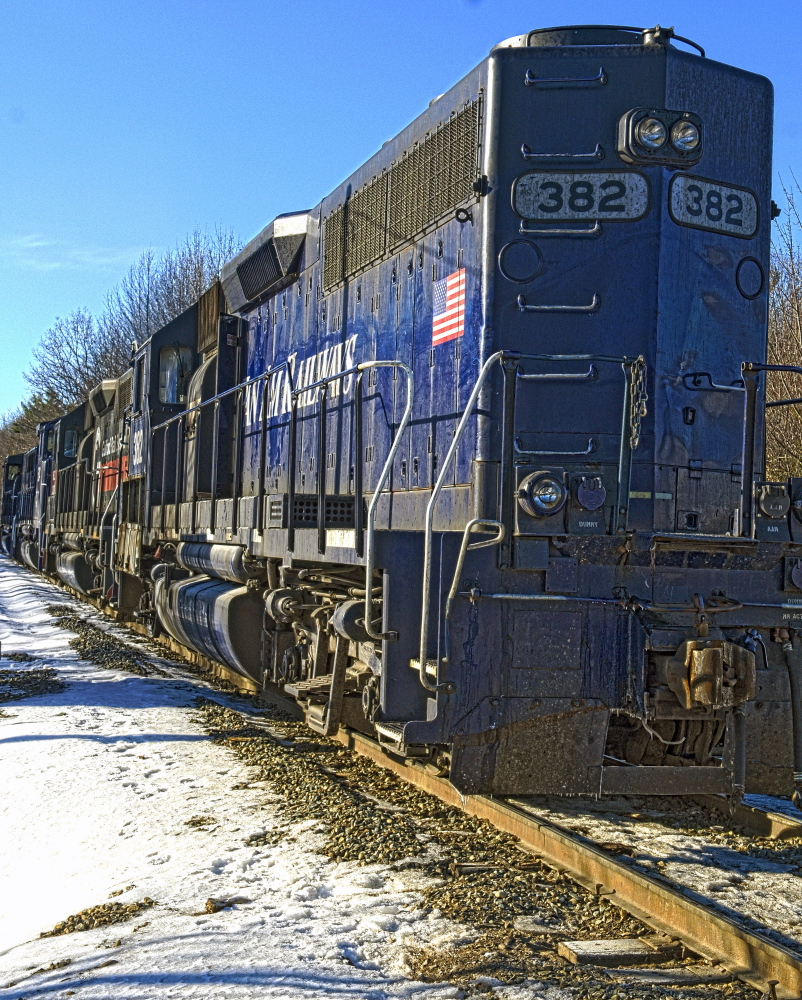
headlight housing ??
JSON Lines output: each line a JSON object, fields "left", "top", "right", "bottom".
{"left": 618, "top": 109, "right": 703, "bottom": 167}
{"left": 517, "top": 471, "right": 567, "bottom": 518}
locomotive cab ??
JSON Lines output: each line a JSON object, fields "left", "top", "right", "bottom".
{"left": 1, "top": 455, "right": 23, "bottom": 557}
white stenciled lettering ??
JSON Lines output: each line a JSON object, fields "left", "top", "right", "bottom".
{"left": 245, "top": 336, "right": 358, "bottom": 430}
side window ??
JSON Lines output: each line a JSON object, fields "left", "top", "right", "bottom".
{"left": 159, "top": 345, "right": 193, "bottom": 404}
{"left": 45, "top": 428, "right": 55, "bottom": 454}
{"left": 6, "top": 464, "right": 20, "bottom": 483}
{"left": 134, "top": 357, "right": 146, "bottom": 413}
{"left": 63, "top": 428, "right": 78, "bottom": 459}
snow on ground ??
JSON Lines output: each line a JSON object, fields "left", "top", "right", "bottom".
{"left": 511, "top": 796, "right": 802, "bottom": 949}
{"left": 0, "top": 559, "right": 559, "bottom": 999}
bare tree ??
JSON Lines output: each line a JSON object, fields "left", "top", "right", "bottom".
{"left": 19, "top": 226, "right": 241, "bottom": 427}
{"left": 100, "top": 227, "right": 240, "bottom": 346}
{"left": 24, "top": 309, "right": 116, "bottom": 410}
{"left": 766, "top": 180, "right": 802, "bottom": 480}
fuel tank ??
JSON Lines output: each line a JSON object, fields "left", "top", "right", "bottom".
{"left": 61, "top": 532, "right": 84, "bottom": 552}
{"left": 175, "top": 542, "right": 264, "bottom": 585}
{"left": 20, "top": 539, "right": 38, "bottom": 571}
{"left": 154, "top": 574, "right": 263, "bottom": 682}
{"left": 57, "top": 551, "right": 96, "bottom": 595}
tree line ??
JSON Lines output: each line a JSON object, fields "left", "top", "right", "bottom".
{"left": 767, "top": 182, "right": 802, "bottom": 479}
{"left": 0, "top": 227, "right": 239, "bottom": 464}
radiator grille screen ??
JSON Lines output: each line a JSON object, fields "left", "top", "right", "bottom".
{"left": 345, "top": 172, "right": 388, "bottom": 277}
{"left": 323, "top": 97, "right": 480, "bottom": 291}
{"left": 323, "top": 204, "right": 346, "bottom": 291}
{"left": 237, "top": 241, "right": 282, "bottom": 303}
{"left": 117, "top": 375, "right": 132, "bottom": 417}
{"left": 389, "top": 99, "right": 481, "bottom": 248}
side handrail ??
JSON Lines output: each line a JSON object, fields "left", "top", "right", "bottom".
{"left": 153, "top": 359, "right": 295, "bottom": 433}
{"left": 439, "top": 518, "right": 505, "bottom": 684}
{"left": 149, "top": 353, "right": 414, "bottom": 648}
{"left": 417, "top": 350, "right": 646, "bottom": 696}
{"left": 149, "top": 359, "right": 294, "bottom": 531}
{"left": 358, "top": 361, "right": 414, "bottom": 643}
{"left": 444, "top": 519, "right": 505, "bottom": 625}
{"left": 418, "top": 350, "right": 507, "bottom": 692}
{"left": 286, "top": 359, "right": 413, "bottom": 574}
{"left": 741, "top": 362, "right": 802, "bottom": 537}
{"left": 288, "top": 362, "right": 361, "bottom": 552}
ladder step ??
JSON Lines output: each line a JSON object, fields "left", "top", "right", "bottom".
{"left": 409, "top": 658, "right": 438, "bottom": 679}
{"left": 374, "top": 721, "right": 407, "bottom": 742}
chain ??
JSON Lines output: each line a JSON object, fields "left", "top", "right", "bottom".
{"left": 628, "top": 356, "right": 648, "bottom": 450}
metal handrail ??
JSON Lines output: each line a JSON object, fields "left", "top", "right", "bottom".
{"left": 359, "top": 361, "right": 414, "bottom": 642}
{"left": 288, "top": 363, "right": 360, "bottom": 553}
{"left": 153, "top": 359, "right": 295, "bottom": 432}
{"left": 149, "top": 359, "right": 294, "bottom": 531}
{"left": 148, "top": 354, "right": 414, "bottom": 646}
{"left": 418, "top": 350, "right": 507, "bottom": 692}
{"left": 741, "top": 362, "right": 802, "bottom": 537}
{"left": 285, "top": 360, "right": 413, "bottom": 571}
{"left": 417, "top": 350, "right": 645, "bottom": 696}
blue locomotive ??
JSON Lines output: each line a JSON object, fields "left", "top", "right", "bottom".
{"left": 5, "top": 24, "right": 801, "bottom": 804}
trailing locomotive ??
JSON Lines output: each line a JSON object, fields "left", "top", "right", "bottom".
{"left": 5, "top": 23, "right": 802, "bottom": 805}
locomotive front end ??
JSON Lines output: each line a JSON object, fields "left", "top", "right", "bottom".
{"left": 441, "top": 25, "right": 788, "bottom": 800}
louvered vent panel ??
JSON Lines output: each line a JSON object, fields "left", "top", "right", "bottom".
{"left": 323, "top": 97, "right": 480, "bottom": 291}
{"left": 117, "top": 376, "right": 132, "bottom": 417}
{"left": 197, "top": 281, "right": 221, "bottom": 354}
{"left": 388, "top": 98, "right": 480, "bottom": 249}
{"left": 237, "top": 241, "right": 282, "bottom": 302}
{"left": 323, "top": 205, "right": 345, "bottom": 291}
{"left": 345, "top": 172, "right": 388, "bottom": 276}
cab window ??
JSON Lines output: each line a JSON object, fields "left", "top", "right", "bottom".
{"left": 134, "top": 357, "right": 146, "bottom": 413}
{"left": 159, "top": 345, "right": 193, "bottom": 404}
{"left": 63, "top": 428, "right": 78, "bottom": 459}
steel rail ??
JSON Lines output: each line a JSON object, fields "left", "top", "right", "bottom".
{"left": 332, "top": 726, "right": 802, "bottom": 999}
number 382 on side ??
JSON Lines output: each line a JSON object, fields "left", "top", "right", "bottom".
{"left": 512, "top": 170, "right": 758, "bottom": 239}
{"left": 513, "top": 170, "right": 649, "bottom": 222}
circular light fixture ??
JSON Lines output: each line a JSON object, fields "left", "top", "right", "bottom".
{"left": 670, "top": 119, "right": 700, "bottom": 152}
{"left": 636, "top": 117, "right": 667, "bottom": 150}
{"left": 517, "top": 472, "right": 567, "bottom": 518}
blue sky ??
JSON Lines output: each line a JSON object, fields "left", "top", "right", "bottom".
{"left": 2, "top": 0, "right": 801, "bottom": 414}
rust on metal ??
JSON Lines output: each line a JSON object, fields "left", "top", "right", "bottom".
{"left": 696, "top": 794, "right": 802, "bottom": 841}
{"left": 335, "top": 728, "right": 802, "bottom": 999}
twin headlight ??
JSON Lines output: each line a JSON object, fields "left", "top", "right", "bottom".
{"left": 636, "top": 116, "right": 700, "bottom": 152}
{"left": 619, "top": 109, "right": 703, "bottom": 166}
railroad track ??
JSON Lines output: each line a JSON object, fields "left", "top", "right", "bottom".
{"left": 46, "top": 580, "right": 802, "bottom": 997}
{"left": 333, "top": 727, "right": 802, "bottom": 998}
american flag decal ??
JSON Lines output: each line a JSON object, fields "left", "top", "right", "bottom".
{"left": 432, "top": 268, "right": 466, "bottom": 345}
